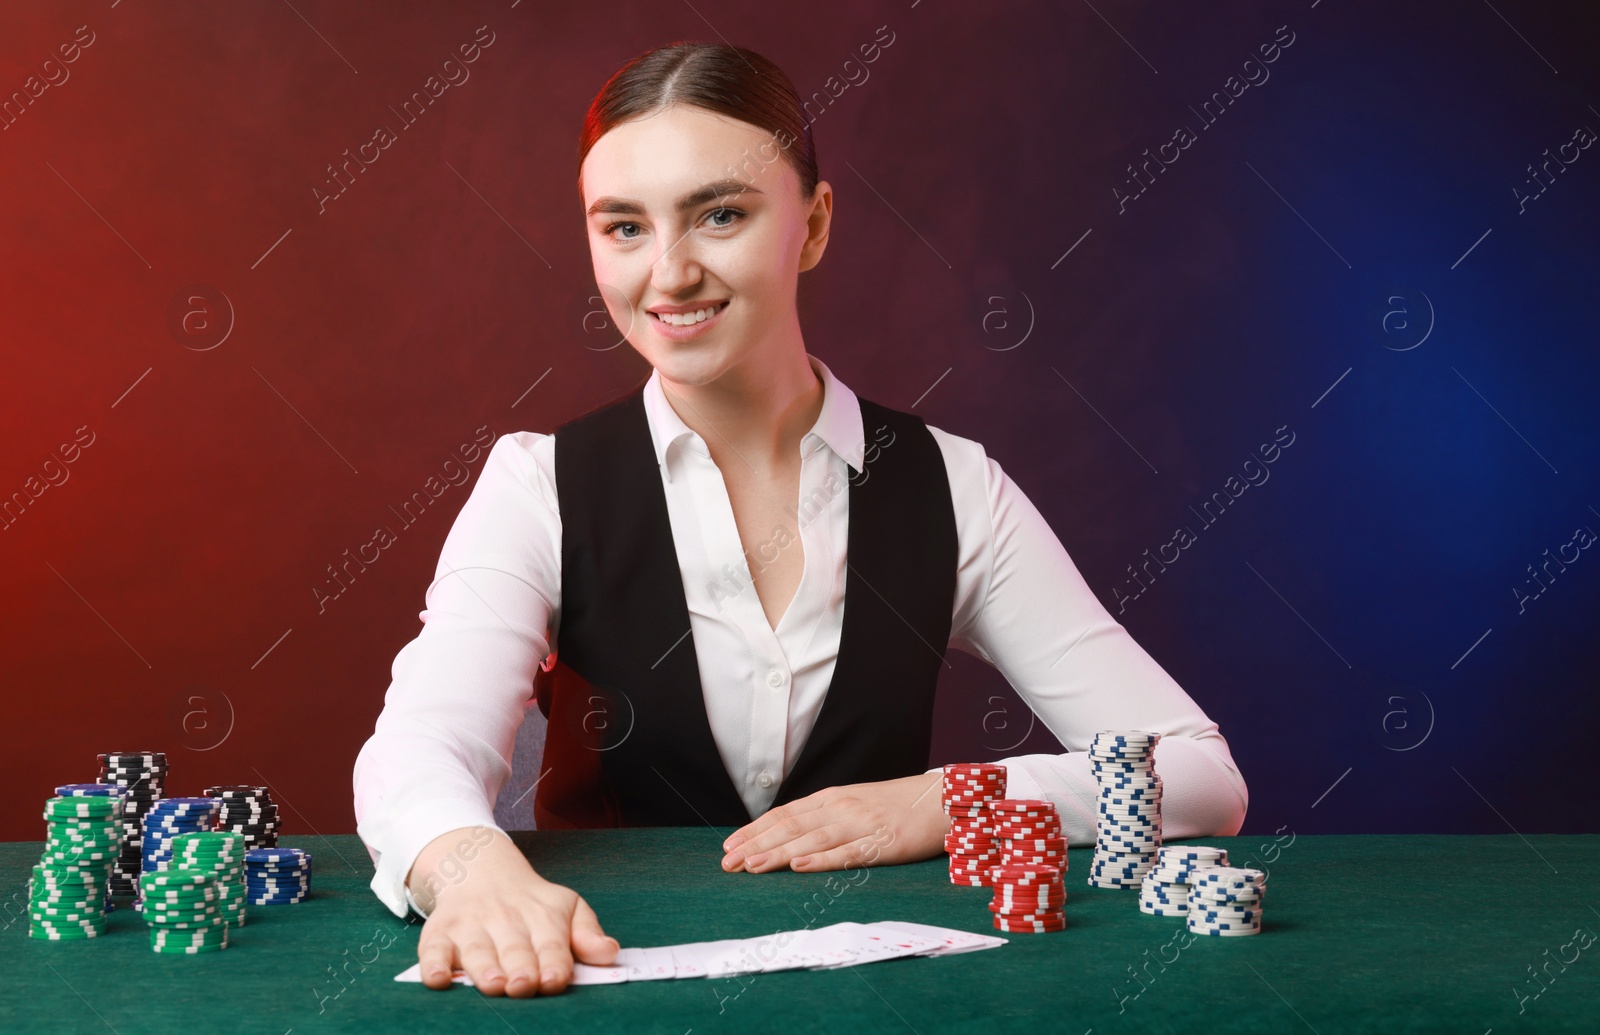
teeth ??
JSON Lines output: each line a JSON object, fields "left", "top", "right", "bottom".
{"left": 655, "top": 302, "right": 723, "bottom": 326}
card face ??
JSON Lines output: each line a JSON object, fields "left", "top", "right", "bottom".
{"left": 571, "top": 963, "right": 629, "bottom": 985}
{"left": 875, "top": 921, "right": 1006, "bottom": 956}
{"left": 394, "top": 920, "right": 1004, "bottom": 986}
{"left": 615, "top": 946, "right": 677, "bottom": 981}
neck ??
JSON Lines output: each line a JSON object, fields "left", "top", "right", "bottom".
{"left": 659, "top": 346, "right": 823, "bottom": 474}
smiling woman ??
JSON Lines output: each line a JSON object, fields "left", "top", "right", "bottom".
{"left": 352, "top": 40, "right": 1248, "bottom": 1001}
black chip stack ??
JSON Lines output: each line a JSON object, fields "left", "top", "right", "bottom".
{"left": 204, "top": 785, "right": 280, "bottom": 850}
{"left": 97, "top": 751, "right": 167, "bottom": 897}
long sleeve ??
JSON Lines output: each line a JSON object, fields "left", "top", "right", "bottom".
{"left": 351, "top": 432, "right": 561, "bottom": 916}
{"left": 929, "top": 426, "right": 1249, "bottom": 845}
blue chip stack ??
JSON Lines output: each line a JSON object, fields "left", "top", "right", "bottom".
{"left": 140, "top": 797, "right": 219, "bottom": 880}
{"left": 245, "top": 847, "right": 311, "bottom": 904}
{"left": 1138, "top": 844, "right": 1229, "bottom": 916}
{"left": 1186, "top": 866, "right": 1266, "bottom": 937}
{"left": 1087, "top": 730, "right": 1163, "bottom": 889}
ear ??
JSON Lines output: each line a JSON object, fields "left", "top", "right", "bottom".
{"left": 798, "top": 180, "right": 833, "bottom": 273}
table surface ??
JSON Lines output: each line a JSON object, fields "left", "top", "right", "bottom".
{"left": 3, "top": 830, "right": 1597, "bottom": 1034}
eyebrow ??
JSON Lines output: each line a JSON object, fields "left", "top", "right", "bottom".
{"left": 585, "top": 178, "right": 764, "bottom": 218}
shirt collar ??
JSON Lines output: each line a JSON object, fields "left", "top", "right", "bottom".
{"left": 642, "top": 353, "right": 866, "bottom": 482}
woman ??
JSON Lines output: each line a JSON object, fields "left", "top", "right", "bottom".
{"left": 353, "top": 41, "right": 1248, "bottom": 998}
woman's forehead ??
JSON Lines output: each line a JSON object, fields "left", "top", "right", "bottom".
{"left": 582, "top": 106, "right": 790, "bottom": 205}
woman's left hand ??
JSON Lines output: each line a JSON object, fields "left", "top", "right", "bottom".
{"left": 720, "top": 772, "right": 949, "bottom": 873}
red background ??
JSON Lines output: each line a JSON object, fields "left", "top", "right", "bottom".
{"left": 2, "top": 1, "right": 1081, "bottom": 841}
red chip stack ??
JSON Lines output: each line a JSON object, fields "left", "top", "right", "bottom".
{"left": 941, "top": 763, "right": 1007, "bottom": 886}
{"left": 987, "top": 799, "right": 1067, "bottom": 932}
{"left": 989, "top": 863, "right": 1066, "bottom": 933}
{"left": 991, "top": 798, "right": 1067, "bottom": 871}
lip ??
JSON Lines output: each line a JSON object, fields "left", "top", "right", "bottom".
{"left": 647, "top": 300, "right": 729, "bottom": 342}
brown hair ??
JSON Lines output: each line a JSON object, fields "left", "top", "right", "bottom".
{"left": 577, "top": 41, "right": 819, "bottom": 203}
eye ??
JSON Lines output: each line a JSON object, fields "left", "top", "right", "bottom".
{"left": 601, "top": 221, "right": 643, "bottom": 241}
{"left": 705, "top": 206, "right": 745, "bottom": 230}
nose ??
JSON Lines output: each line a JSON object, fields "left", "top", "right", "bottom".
{"left": 649, "top": 227, "right": 702, "bottom": 297}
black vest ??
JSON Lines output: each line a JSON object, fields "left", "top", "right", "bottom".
{"left": 532, "top": 381, "right": 958, "bottom": 828}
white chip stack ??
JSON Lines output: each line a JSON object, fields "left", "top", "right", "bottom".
{"left": 1087, "top": 730, "right": 1162, "bottom": 888}
{"left": 1186, "top": 866, "right": 1266, "bottom": 936}
{"left": 1138, "top": 845, "right": 1229, "bottom": 916}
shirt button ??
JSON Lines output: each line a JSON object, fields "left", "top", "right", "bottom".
{"left": 757, "top": 771, "right": 774, "bottom": 788}
{"left": 767, "top": 669, "right": 784, "bottom": 688}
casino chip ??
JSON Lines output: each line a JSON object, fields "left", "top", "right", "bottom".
{"left": 97, "top": 751, "right": 168, "bottom": 897}
{"left": 246, "top": 847, "right": 312, "bottom": 904}
{"left": 1185, "top": 866, "right": 1266, "bottom": 936}
{"left": 1138, "top": 845, "right": 1229, "bottom": 916}
{"left": 30, "top": 794, "right": 122, "bottom": 940}
{"left": 139, "top": 798, "right": 219, "bottom": 911}
{"left": 942, "top": 764, "right": 1006, "bottom": 887}
{"left": 139, "top": 868, "right": 229, "bottom": 953}
{"left": 1087, "top": 731, "right": 1162, "bottom": 888}
{"left": 204, "top": 786, "right": 280, "bottom": 852}
{"left": 172, "top": 831, "right": 248, "bottom": 928}
{"left": 988, "top": 862, "right": 1066, "bottom": 934}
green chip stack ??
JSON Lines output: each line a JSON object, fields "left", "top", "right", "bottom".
{"left": 30, "top": 795, "right": 122, "bottom": 940}
{"left": 171, "top": 831, "right": 247, "bottom": 929}
{"left": 138, "top": 867, "right": 229, "bottom": 953}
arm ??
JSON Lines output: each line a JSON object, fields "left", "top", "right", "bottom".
{"left": 351, "top": 432, "right": 615, "bottom": 994}
{"left": 723, "top": 428, "right": 1247, "bottom": 872}
{"left": 941, "top": 430, "right": 1249, "bottom": 845}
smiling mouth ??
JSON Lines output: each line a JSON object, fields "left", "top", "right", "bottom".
{"left": 649, "top": 301, "right": 729, "bottom": 327}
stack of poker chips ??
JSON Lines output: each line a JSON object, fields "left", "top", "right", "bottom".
{"left": 1186, "top": 866, "right": 1266, "bottom": 937}
{"left": 205, "top": 785, "right": 280, "bottom": 850}
{"left": 96, "top": 750, "right": 168, "bottom": 896}
{"left": 171, "top": 832, "right": 247, "bottom": 928}
{"left": 942, "top": 763, "right": 1006, "bottom": 886}
{"left": 140, "top": 868, "right": 229, "bottom": 953}
{"left": 246, "top": 847, "right": 312, "bottom": 904}
{"left": 140, "top": 798, "right": 218, "bottom": 880}
{"left": 1138, "top": 845, "right": 1229, "bottom": 917}
{"left": 990, "top": 798, "right": 1067, "bottom": 873}
{"left": 989, "top": 863, "right": 1066, "bottom": 933}
{"left": 52, "top": 784, "right": 123, "bottom": 911}
{"left": 1088, "top": 730, "right": 1163, "bottom": 888}
{"left": 29, "top": 792, "right": 123, "bottom": 940}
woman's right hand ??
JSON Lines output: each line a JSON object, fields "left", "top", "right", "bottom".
{"left": 407, "top": 827, "right": 619, "bottom": 997}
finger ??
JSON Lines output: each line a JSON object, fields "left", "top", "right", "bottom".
{"left": 725, "top": 803, "right": 833, "bottom": 870}
{"left": 494, "top": 927, "right": 542, "bottom": 999}
{"left": 745, "top": 822, "right": 851, "bottom": 873}
{"left": 569, "top": 896, "right": 620, "bottom": 965}
{"left": 531, "top": 930, "right": 577, "bottom": 996}
{"left": 455, "top": 933, "right": 508, "bottom": 996}
{"left": 789, "top": 832, "right": 892, "bottom": 872}
{"left": 417, "top": 930, "right": 459, "bottom": 990}
{"left": 723, "top": 794, "right": 828, "bottom": 853}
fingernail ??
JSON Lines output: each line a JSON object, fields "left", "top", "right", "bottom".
{"left": 745, "top": 853, "right": 768, "bottom": 869}
{"left": 541, "top": 968, "right": 560, "bottom": 984}
{"left": 721, "top": 852, "right": 742, "bottom": 870}
{"left": 724, "top": 833, "right": 746, "bottom": 850}
{"left": 485, "top": 969, "right": 504, "bottom": 984}
{"left": 792, "top": 856, "right": 810, "bottom": 868}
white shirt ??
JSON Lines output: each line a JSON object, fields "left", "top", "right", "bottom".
{"left": 353, "top": 354, "right": 1249, "bottom": 917}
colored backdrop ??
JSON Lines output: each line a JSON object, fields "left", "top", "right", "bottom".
{"left": 2, "top": 0, "right": 1596, "bottom": 843}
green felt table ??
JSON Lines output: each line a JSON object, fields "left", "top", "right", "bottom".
{"left": 3, "top": 830, "right": 1597, "bottom": 1034}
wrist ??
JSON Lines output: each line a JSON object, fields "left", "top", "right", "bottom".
{"left": 406, "top": 825, "right": 518, "bottom": 913}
